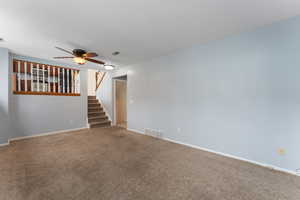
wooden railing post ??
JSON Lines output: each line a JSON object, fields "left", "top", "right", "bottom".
{"left": 95, "top": 71, "right": 106, "bottom": 91}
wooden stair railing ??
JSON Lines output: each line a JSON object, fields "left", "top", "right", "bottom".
{"left": 95, "top": 71, "right": 106, "bottom": 91}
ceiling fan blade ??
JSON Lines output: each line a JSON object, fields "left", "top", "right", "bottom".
{"left": 53, "top": 56, "right": 74, "bottom": 59}
{"left": 85, "top": 58, "right": 105, "bottom": 65}
{"left": 83, "top": 52, "right": 98, "bottom": 57}
{"left": 55, "top": 46, "right": 74, "bottom": 55}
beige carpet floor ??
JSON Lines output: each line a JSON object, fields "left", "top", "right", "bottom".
{"left": 0, "top": 127, "right": 299, "bottom": 200}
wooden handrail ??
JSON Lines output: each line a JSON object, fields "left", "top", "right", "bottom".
{"left": 95, "top": 71, "right": 106, "bottom": 91}
{"left": 14, "top": 91, "right": 80, "bottom": 96}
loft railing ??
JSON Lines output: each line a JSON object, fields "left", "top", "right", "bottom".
{"left": 12, "top": 59, "right": 80, "bottom": 96}
{"left": 95, "top": 71, "right": 106, "bottom": 91}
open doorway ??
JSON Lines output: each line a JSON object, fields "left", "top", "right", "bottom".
{"left": 114, "top": 75, "right": 127, "bottom": 128}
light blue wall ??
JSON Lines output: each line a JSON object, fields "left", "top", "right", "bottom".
{"left": 0, "top": 48, "right": 12, "bottom": 144}
{"left": 101, "top": 16, "right": 300, "bottom": 172}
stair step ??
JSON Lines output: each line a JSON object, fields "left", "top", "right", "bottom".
{"left": 88, "top": 105, "right": 102, "bottom": 109}
{"left": 88, "top": 100, "right": 98, "bottom": 103}
{"left": 90, "top": 120, "right": 110, "bottom": 125}
{"left": 88, "top": 104, "right": 102, "bottom": 108}
{"left": 88, "top": 110, "right": 105, "bottom": 114}
{"left": 88, "top": 115, "right": 108, "bottom": 120}
{"left": 88, "top": 116, "right": 108, "bottom": 123}
{"left": 88, "top": 108, "right": 103, "bottom": 112}
{"left": 89, "top": 114, "right": 107, "bottom": 119}
{"left": 88, "top": 103, "right": 101, "bottom": 107}
{"left": 90, "top": 120, "right": 111, "bottom": 128}
{"left": 88, "top": 111, "right": 105, "bottom": 118}
{"left": 88, "top": 96, "right": 96, "bottom": 100}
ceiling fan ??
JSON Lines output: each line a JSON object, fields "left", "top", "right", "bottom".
{"left": 53, "top": 47, "right": 105, "bottom": 65}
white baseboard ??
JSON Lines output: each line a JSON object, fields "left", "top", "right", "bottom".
{"left": 9, "top": 127, "right": 88, "bottom": 143}
{"left": 127, "top": 128, "right": 299, "bottom": 177}
{"left": 127, "top": 128, "right": 145, "bottom": 135}
{"left": 0, "top": 142, "right": 9, "bottom": 147}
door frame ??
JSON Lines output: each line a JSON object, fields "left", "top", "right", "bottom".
{"left": 112, "top": 76, "right": 127, "bottom": 126}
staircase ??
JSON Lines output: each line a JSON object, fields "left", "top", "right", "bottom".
{"left": 88, "top": 96, "right": 111, "bottom": 128}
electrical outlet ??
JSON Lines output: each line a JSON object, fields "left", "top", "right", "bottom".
{"left": 157, "top": 130, "right": 163, "bottom": 138}
{"left": 177, "top": 128, "right": 181, "bottom": 133}
{"left": 144, "top": 128, "right": 150, "bottom": 135}
{"left": 129, "top": 98, "right": 134, "bottom": 104}
{"left": 277, "top": 148, "right": 286, "bottom": 156}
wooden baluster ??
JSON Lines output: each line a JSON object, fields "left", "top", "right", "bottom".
{"left": 53, "top": 67, "right": 56, "bottom": 93}
{"left": 71, "top": 70, "right": 74, "bottom": 93}
{"left": 62, "top": 68, "right": 65, "bottom": 93}
{"left": 31, "top": 63, "right": 33, "bottom": 92}
{"left": 24, "top": 61, "right": 27, "bottom": 92}
{"left": 42, "top": 65, "right": 45, "bottom": 92}
{"left": 17, "top": 61, "right": 21, "bottom": 91}
{"left": 37, "top": 64, "right": 40, "bottom": 92}
{"left": 48, "top": 66, "right": 50, "bottom": 92}
{"left": 78, "top": 70, "right": 80, "bottom": 94}
{"left": 67, "top": 69, "right": 69, "bottom": 93}
{"left": 58, "top": 68, "right": 60, "bottom": 93}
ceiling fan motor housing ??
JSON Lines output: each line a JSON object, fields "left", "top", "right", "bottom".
{"left": 73, "top": 49, "right": 86, "bottom": 57}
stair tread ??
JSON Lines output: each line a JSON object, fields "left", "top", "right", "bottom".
{"left": 88, "top": 116, "right": 107, "bottom": 119}
{"left": 88, "top": 109, "right": 103, "bottom": 112}
{"left": 90, "top": 120, "right": 111, "bottom": 125}
{"left": 88, "top": 111, "right": 105, "bottom": 114}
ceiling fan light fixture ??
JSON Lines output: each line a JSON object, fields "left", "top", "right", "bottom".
{"left": 73, "top": 57, "right": 86, "bottom": 65}
{"left": 104, "top": 64, "right": 114, "bottom": 70}
{"left": 55, "top": 47, "right": 104, "bottom": 65}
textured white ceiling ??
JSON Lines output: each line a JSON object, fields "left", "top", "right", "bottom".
{"left": 1, "top": 0, "right": 300, "bottom": 68}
